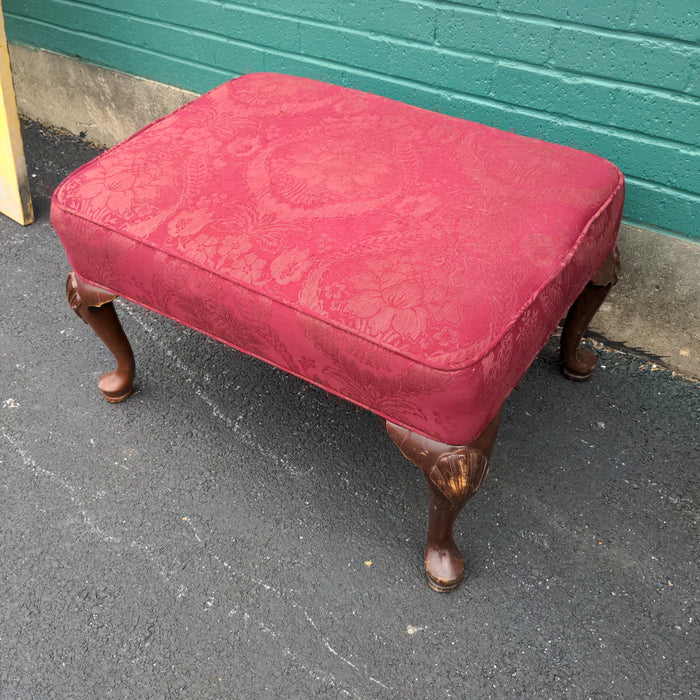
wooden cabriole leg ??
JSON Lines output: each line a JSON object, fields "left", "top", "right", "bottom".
{"left": 560, "top": 245, "right": 620, "bottom": 381}
{"left": 387, "top": 410, "right": 501, "bottom": 593}
{"left": 66, "top": 271, "right": 135, "bottom": 402}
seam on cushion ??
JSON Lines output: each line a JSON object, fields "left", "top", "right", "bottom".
{"left": 493, "top": 166, "right": 624, "bottom": 321}
{"left": 61, "top": 210, "right": 470, "bottom": 379}
{"left": 70, "top": 270, "right": 473, "bottom": 439}
{"left": 54, "top": 167, "right": 623, "bottom": 373}
{"left": 452, "top": 166, "right": 624, "bottom": 369}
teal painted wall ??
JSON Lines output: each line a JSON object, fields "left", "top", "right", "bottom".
{"left": 6, "top": 0, "right": 699, "bottom": 239}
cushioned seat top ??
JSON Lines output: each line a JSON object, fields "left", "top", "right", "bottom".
{"left": 52, "top": 73, "right": 624, "bottom": 444}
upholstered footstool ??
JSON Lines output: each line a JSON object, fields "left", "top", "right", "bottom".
{"left": 52, "top": 73, "right": 623, "bottom": 592}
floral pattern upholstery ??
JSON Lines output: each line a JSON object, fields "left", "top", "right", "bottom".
{"left": 52, "top": 73, "right": 624, "bottom": 445}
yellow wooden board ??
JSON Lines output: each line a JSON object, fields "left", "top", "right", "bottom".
{"left": 0, "top": 1, "right": 33, "bottom": 225}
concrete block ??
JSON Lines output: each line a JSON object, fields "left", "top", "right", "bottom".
{"left": 10, "top": 45, "right": 198, "bottom": 147}
{"left": 591, "top": 224, "right": 700, "bottom": 379}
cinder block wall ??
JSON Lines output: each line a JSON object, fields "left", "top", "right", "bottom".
{"left": 5, "top": 0, "right": 699, "bottom": 240}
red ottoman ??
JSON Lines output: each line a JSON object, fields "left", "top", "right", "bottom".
{"left": 52, "top": 73, "right": 623, "bottom": 592}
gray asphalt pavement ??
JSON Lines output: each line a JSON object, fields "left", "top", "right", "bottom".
{"left": 1, "top": 120, "right": 698, "bottom": 698}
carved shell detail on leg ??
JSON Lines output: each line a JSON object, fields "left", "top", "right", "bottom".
{"left": 66, "top": 271, "right": 117, "bottom": 319}
{"left": 66, "top": 272, "right": 83, "bottom": 317}
{"left": 429, "top": 450, "right": 489, "bottom": 504}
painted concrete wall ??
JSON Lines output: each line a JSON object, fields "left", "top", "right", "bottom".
{"left": 5, "top": 0, "right": 699, "bottom": 240}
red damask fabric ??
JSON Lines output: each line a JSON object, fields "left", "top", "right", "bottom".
{"left": 52, "top": 72, "right": 624, "bottom": 445}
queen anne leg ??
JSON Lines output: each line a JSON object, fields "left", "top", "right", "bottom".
{"left": 66, "top": 271, "right": 135, "bottom": 402}
{"left": 560, "top": 246, "right": 620, "bottom": 381}
{"left": 387, "top": 410, "right": 501, "bottom": 592}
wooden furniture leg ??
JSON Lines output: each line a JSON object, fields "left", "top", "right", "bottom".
{"left": 387, "top": 410, "right": 501, "bottom": 592}
{"left": 66, "top": 271, "right": 135, "bottom": 402}
{"left": 560, "top": 246, "right": 620, "bottom": 381}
